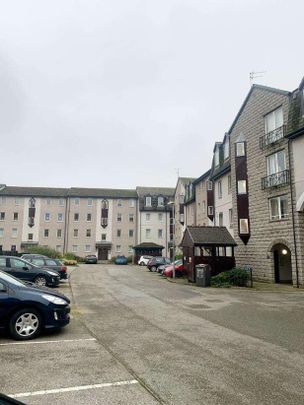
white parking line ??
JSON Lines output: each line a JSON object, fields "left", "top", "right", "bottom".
{"left": 9, "top": 380, "right": 139, "bottom": 398}
{"left": 0, "top": 338, "right": 96, "bottom": 346}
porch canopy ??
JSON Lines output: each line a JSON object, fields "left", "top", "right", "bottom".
{"left": 133, "top": 242, "right": 164, "bottom": 264}
{"left": 180, "top": 226, "right": 237, "bottom": 282}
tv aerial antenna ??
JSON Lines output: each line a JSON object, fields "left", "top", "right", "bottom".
{"left": 250, "top": 71, "right": 266, "bottom": 85}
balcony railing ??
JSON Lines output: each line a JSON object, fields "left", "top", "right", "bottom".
{"left": 259, "top": 125, "right": 285, "bottom": 149}
{"left": 261, "top": 169, "right": 289, "bottom": 190}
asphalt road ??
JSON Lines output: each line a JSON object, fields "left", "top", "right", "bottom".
{"left": 2, "top": 264, "right": 304, "bottom": 404}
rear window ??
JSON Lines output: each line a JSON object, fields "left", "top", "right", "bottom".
{"left": 46, "top": 259, "right": 58, "bottom": 266}
{"left": 32, "top": 258, "right": 45, "bottom": 266}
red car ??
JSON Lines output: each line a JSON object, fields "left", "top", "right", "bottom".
{"left": 163, "top": 260, "right": 186, "bottom": 278}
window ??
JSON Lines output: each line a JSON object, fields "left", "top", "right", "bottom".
{"left": 218, "top": 181, "right": 222, "bottom": 199}
{"left": 73, "top": 229, "right": 78, "bottom": 238}
{"left": 224, "top": 139, "right": 230, "bottom": 159}
{"left": 13, "top": 212, "right": 19, "bottom": 221}
{"left": 12, "top": 228, "right": 17, "bottom": 238}
{"left": 146, "top": 229, "right": 151, "bottom": 238}
{"left": 117, "top": 200, "right": 122, "bottom": 207}
{"left": 28, "top": 233, "right": 33, "bottom": 240}
{"left": 11, "top": 258, "right": 27, "bottom": 268}
{"left": 15, "top": 197, "right": 20, "bottom": 205}
{"left": 207, "top": 181, "right": 213, "bottom": 191}
{"left": 129, "top": 229, "right": 134, "bottom": 238}
{"left": 129, "top": 199, "right": 135, "bottom": 207}
{"left": 157, "top": 197, "right": 164, "bottom": 207}
{"left": 266, "top": 150, "right": 286, "bottom": 175}
{"left": 180, "top": 213, "right": 184, "bottom": 222}
{"left": 208, "top": 206, "right": 213, "bottom": 216}
{"left": 44, "top": 229, "right": 49, "bottom": 238}
{"left": 146, "top": 213, "right": 150, "bottom": 221}
{"left": 116, "top": 245, "right": 121, "bottom": 253}
{"left": 74, "top": 198, "right": 80, "bottom": 205}
{"left": 218, "top": 212, "right": 223, "bottom": 226}
{"left": 265, "top": 107, "right": 283, "bottom": 134}
{"left": 56, "top": 245, "right": 62, "bottom": 252}
{"left": 72, "top": 245, "right": 78, "bottom": 252}
{"left": 59, "top": 198, "right": 64, "bottom": 206}
{"left": 0, "top": 212, "right": 4, "bottom": 221}
{"left": 46, "top": 198, "right": 51, "bottom": 205}
{"left": 129, "top": 214, "right": 134, "bottom": 222}
{"left": 86, "top": 213, "right": 92, "bottom": 222}
{"left": 11, "top": 245, "right": 17, "bottom": 252}
{"left": 269, "top": 195, "right": 288, "bottom": 220}
{"left": 128, "top": 245, "right": 133, "bottom": 253}
{"left": 236, "top": 142, "right": 245, "bottom": 157}
{"left": 145, "top": 196, "right": 152, "bottom": 207}
{"left": 158, "top": 229, "right": 163, "bottom": 238}
{"left": 158, "top": 213, "right": 163, "bottom": 221}
{"left": 0, "top": 229, "right": 4, "bottom": 237}
{"left": 87, "top": 198, "right": 93, "bottom": 206}
{"left": 33, "top": 258, "right": 45, "bottom": 266}
{"left": 86, "top": 229, "right": 91, "bottom": 237}
{"left": 239, "top": 219, "right": 249, "bottom": 234}
{"left": 57, "top": 213, "right": 63, "bottom": 222}
{"left": 57, "top": 229, "right": 62, "bottom": 238}
{"left": 229, "top": 209, "right": 233, "bottom": 228}
{"left": 237, "top": 180, "right": 247, "bottom": 195}
{"left": 45, "top": 213, "right": 50, "bottom": 222}
{"left": 117, "top": 229, "right": 121, "bottom": 237}
{"left": 117, "top": 213, "right": 122, "bottom": 222}
{"left": 85, "top": 245, "right": 91, "bottom": 252}
{"left": 228, "top": 175, "right": 232, "bottom": 194}
{"left": 214, "top": 148, "right": 220, "bottom": 166}
{"left": 101, "top": 233, "right": 106, "bottom": 241}
{"left": 74, "top": 213, "right": 79, "bottom": 222}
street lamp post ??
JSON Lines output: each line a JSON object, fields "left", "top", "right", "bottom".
{"left": 168, "top": 200, "right": 175, "bottom": 279}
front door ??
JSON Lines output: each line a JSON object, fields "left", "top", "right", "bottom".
{"left": 98, "top": 247, "right": 108, "bottom": 260}
{"left": 274, "top": 244, "right": 292, "bottom": 283}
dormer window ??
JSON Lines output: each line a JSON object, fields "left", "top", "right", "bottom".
{"left": 157, "top": 197, "right": 164, "bottom": 207}
{"left": 214, "top": 148, "right": 220, "bottom": 167}
{"left": 207, "top": 181, "right": 213, "bottom": 191}
{"left": 224, "top": 138, "right": 230, "bottom": 160}
{"left": 145, "top": 196, "right": 152, "bottom": 207}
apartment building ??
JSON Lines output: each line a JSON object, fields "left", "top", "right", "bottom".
{"left": 193, "top": 170, "right": 211, "bottom": 227}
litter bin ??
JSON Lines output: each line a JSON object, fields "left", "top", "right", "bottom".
{"left": 195, "top": 264, "right": 211, "bottom": 287}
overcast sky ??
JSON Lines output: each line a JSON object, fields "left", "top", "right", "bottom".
{"left": 0, "top": 0, "right": 303, "bottom": 189}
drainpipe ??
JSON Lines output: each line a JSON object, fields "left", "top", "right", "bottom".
{"left": 288, "top": 139, "right": 299, "bottom": 288}
{"left": 64, "top": 196, "right": 70, "bottom": 254}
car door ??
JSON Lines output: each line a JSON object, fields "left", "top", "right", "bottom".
{"left": 0, "top": 257, "right": 8, "bottom": 272}
{"left": 8, "top": 258, "right": 34, "bottom": 282}
{"left": 0, "top": 280, "right": 9, "bottom": 327}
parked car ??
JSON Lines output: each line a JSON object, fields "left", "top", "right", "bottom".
{"left": 0, "top": 256, "right": 60, "bottom": 287}
{"left": 157, "top": 263, "right": 171, "bottom": 274}
{"left": 147, "top": 257, "right": 171, "bottom": 272}
{"left": 0, "top": 270, "right": 70, "bottom": 340}
{"left": 163, "top": 260, "right": 186, "bottom": 278}
{"left": 115, "top": 255, "right": 128, "bottom": 265}
{"left": 85, "top": 255, "right": 98, "bottom": 264}
{"left": 138, "top": 255, "right": 153, "bottom": 266}
{"left": 24, "top": 257, "right": 68, "bottom": 280}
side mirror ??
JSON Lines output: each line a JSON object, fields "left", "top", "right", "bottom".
{"left": 23, "top": 266, "right": 29, "bottom": 271}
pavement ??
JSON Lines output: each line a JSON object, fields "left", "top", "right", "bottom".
{"left": 1, "top": 263, "right": 304, "bottom": 404}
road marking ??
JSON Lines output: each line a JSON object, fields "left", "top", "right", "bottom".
{"left": 10, "top": 380, "right": 139, "bottom": 398}
{"left": 0, "top": 338, "right": 96, "bottom": 347}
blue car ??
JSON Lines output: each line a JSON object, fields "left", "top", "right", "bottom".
{"left": 115, "top": 255, "right": 128, "bottom": 265}
{"left": 0, "top": 270, "right": 70, "bottom": 340}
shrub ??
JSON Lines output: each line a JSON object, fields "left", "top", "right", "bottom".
{"left": 63, "top": 252, "right": 78, "bottom": 261}
{"left": 63, "top": 259, "right": 78, "bottom": 266}
{"left": 211, "top": 268, "right": 249, "bottom": 287}
{"left": 110, "top": 256, "right": 116, "bottom": 263}
{"left": 127, "top": 256, "right": 133, "bottom": 263}
{"left": 24, "top": 245, "right": 59, "bottom": 259}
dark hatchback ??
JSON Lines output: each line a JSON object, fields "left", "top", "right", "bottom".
{"left": 0, "top": 256, "right": 60, "bottom": 287}
{"left": 85, "top": 255, "right": 98, "bottom": 264}
{"left": 25, "top": 257, "right": 68, "bottom": 280}
{"left": 147, "top": 257, "right": 171, "bottom": 272}
{"left": 0, "top": 270, "right": 70, "bottom": 340}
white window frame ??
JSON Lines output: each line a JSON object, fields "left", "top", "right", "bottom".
{"left": 214, "top": 148, "right": 220, "bottom": 167}
{"left": 86, "top": 229, "right": 91, "bottom": 237}
{"left": 208, "top": 206, "right": 213, "bottom": 216}
{"left": 129, "top": 214, "right": 134, "bottom": 223}
{"left": 59, "top": 198, "right": 64, "bottom": 206}
{"left": 73, "top": 229, "right": 79, "bottom": 238}
{"left": 57, "top": 229, "right": 62, "bottom": 238}
{"left": 239, "top": 219, "right": 249, "bottom": 234}
{"left": 218, "top": 181, "right": 222, "bottom": 199}
{"left": 44, "top": 229, "right": 49, "bottom": 238}
{"left": 15, "top": 197, "right": 20, "bottom": 206}
{"left": 146, "top": 213, "right": 150, "bottom": 222}
{"left": 266, "top": 150, "right": 286, "bottom": 176}
{"left": 146, "top": 228, "right": 151, "bottom": 239}
{"left": 265, "top": 106, "right": 283, "bottom": 134}
{"left": 207, "top": 181, "right": 213, "bottom": 191}
{"left": 218, "top": 212, "right": 223, "bottom": 226}
{"left": 12, "top": 228, "right": 18, "bottom": 238}
{"left": 57, "top": 213, "right": 63, "bottom": 222}
{"left": 74, "top": 213, "right": 79, "bottom": 222}
{"left": 128, "top": 229, "right": 134, "bottom": 238}
{"left": 45, "top": 213, "right": 51, "bottom": 222}
{"left": 145, "top": 197, "right": 152, "bottom": 207}
{"left": 158, "top": 229, "right": 163, "bottom": 238}
{"left": 86, "top": 213, "right": 92, "bottom": 222}
{"left": 236, "top": 142, "right": 245, "bottom": 157}
{"left": 101, "top": 233, "right": 106, "bottom": 241}
{"left": 224, "top": 139, "right": 230, "bottom": 160}
{"left": 87, "top": 198, "right": 93, "bottom": 206}
{"left": 269, "top": 195, "right": 288, "bottom": 221}
{"left": 157, "top": 197, "right": 164, "bottom": 207}
{"left": 13, "top": 212, "right": 19, "bottom": 221}
{"left": 237, "top": 180, "right": 247, "bottom": 195}
{"left": 85, "top": 244, "right": 91, "bottom": 252}
{"left": 116, "top": 245, "right": 121, "bottom": 253}
{"left": 72, "top": 245, "right": 78, "bottom": 252}
{"left": 117, "top": 213, "right": 122, "bottom": 222}
{"left": 74, "top": 198, "right": 80, "bottom": 205}
{"left": 129, "top": 199, "right": 135, "bottom": 207}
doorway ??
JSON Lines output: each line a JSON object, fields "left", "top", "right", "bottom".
{"left": 273, "top": 244, "right": 292, "bottom": 283}
{"left": 98, "top": 247, "right": 109, "bottom": 261}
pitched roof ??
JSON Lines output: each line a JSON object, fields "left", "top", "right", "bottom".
{"left": 136, "top": 186, "right": 174, "bottom": 197}
{"left": 183, "top": 226, "right": 237, "bottom": 246}
{"left": 69, "top": 187, "right": 137, "bottom": 198}
{"left": 286, "top": 77, "right": 304, "bottom": 138}
{"left": 133, "top": 242, "right": 164, "bottom": 249}
{"left": 0, "top": 186, "right": 69, "bottom": 197}
{"left": 193, "top": 169, "right": 211, "bottom": 185}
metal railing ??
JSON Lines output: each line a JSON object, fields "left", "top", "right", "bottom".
{"left": 261, "top": 169, "right": 289, "bottom": 189}
{"left": 259, "top": 125, "right": 285, "bottom": 149}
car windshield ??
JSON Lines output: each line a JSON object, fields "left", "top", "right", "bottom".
{"left": 0, "top": 270, "right": 26, "bottom": 287}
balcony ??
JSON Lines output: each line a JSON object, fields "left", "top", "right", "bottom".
{"left": 259, "top": 125, "right": 285, "bottom": 149}
{"left": 261, "top": 169, "right": 289, "bottom": 190}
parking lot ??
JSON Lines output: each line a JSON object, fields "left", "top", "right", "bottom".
{"left": 2, "top": 263, "right": 304, "bottom": 404}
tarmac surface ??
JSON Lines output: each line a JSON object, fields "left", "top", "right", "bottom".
{"left": 1, "top": 263, "right": 304, "bottom": 404}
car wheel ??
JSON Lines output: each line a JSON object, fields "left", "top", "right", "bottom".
{"left": 9, "top": 308, "right": 42, "bottom": 340}
{"left": 34, "top": 276, "right": 47, "bottom": 287}
{"left": 151, "top": 266, "right": 157, "bottom": 272}
{"left": 140, "top": 262, "right": 144, "bottom": 266}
